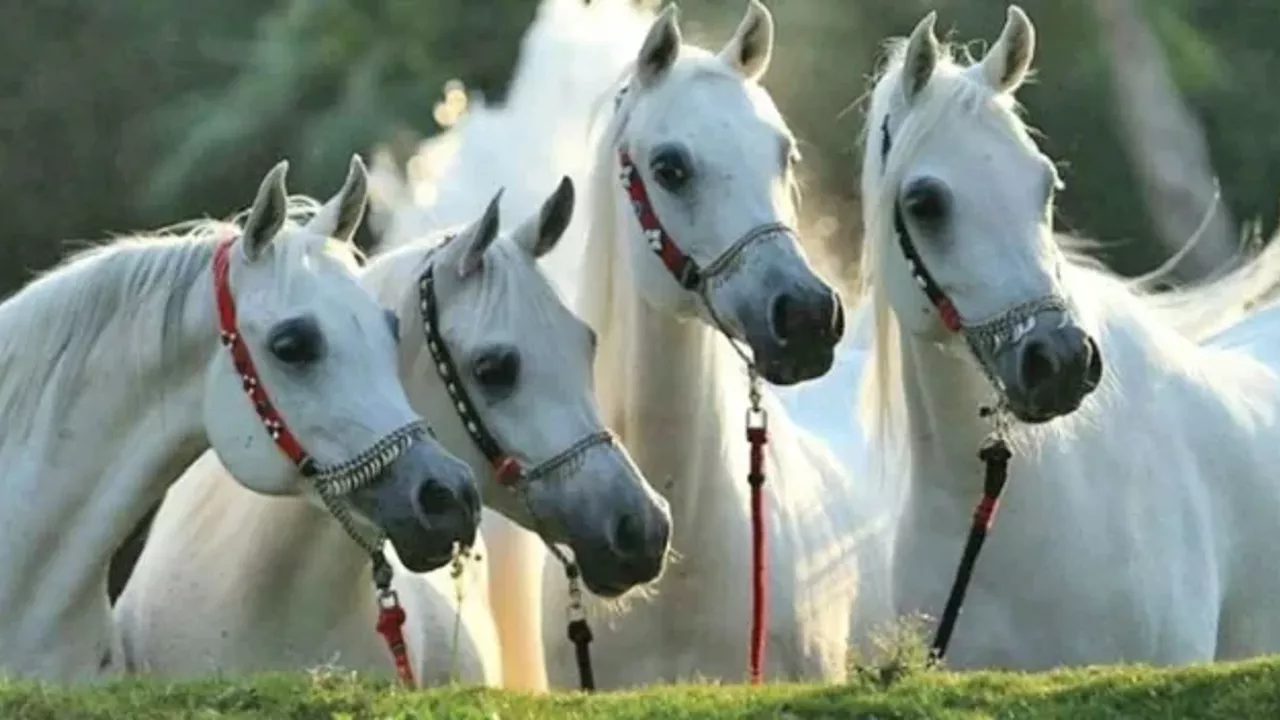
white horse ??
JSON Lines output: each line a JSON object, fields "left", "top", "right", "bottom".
{"left": 115, "top": 177, "right": 672, "bottom": 684}
{"left": 368, "top": 0, "right": 657, "bottom": 690}
{"left": 859, "top": 5, "right": 1280, "bottom": 670}
{"left": 525, "top": 1, "right": 895, "bottom": 686}
{"left": 0, "top": 157, "right": 480, "bottom": 682}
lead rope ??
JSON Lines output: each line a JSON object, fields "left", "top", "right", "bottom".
{"left": 927, "top": 409, "right": 1012, "bottom": 665}
{"left": 372, "top": 552, "right": 415, "bottom": 687}
{"left": 613, "top": 81, "right": 783, "bottom": 686}
{"left": 745, "top": 369, "right": 769, "bottom": 684}
{"left": 565, "top": 564, "right": 595, "bottom": 690}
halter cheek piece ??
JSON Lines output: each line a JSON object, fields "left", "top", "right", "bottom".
{"left": 878, "top": 114, "right": 1069, "bottom": 384}
{"left": 416, "top": 242, "right": 615, "bottom": 491}
{"left": 212, "top": 237, "right": 428, "bottom": 555}
{"left": 613, "top": 86, "right": 795, "bottom": 350}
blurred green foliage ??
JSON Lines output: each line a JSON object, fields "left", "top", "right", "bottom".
{"left": 2, "top": 0, "right": 1280, "bottom": 293}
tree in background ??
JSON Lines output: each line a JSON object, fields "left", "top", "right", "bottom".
{"left": 3, "top": 0, "right": 1279, "bottom": 298}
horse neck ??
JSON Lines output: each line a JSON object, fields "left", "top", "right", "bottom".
{"left": 589, "top": 201, "right": 745, "bottom": 549}
{"left": 893, "top": 326, "right": 1000, "bottom": 527}
{"left": 161, "top": 458, "right": 379, "bottom": 629}
{"left": 0, "top": 263, "right": 215, "bottom": 676}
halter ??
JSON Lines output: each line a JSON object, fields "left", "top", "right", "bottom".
{"left": 613, "top": 82, "right": 773, "bottom": 686}
{"left": 212, "top": 237, "right": 428, "bottom": 685}
{"left": 416, "top": 244, "right": 617, "bottom": 490}
{"left": 878, "top": 114, "right": 1069, "bottom": 364}
{"left": 416, "top": 240, "right": 622, "bottom": 688}
{"left": 877, "top": 112, "right": 1020, "bottom": 664}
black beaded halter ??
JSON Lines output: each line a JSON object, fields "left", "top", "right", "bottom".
{"left": 415, "top": 240, "right": 615, "bottom": 487}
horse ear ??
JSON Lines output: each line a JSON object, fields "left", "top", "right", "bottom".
{"left": 451, "top": 189, "right": 503, "bottom": 278}
{"left": 242, "top": 161, "right": 290, "bottom": 262}
{"left": 974, "top": 5, "right": 1035, "bottom": 94}
{"left": 636, "top": 4, "right": 681, "bottom": 88}
{"left": 515, "top": 176, "right": 575, "bottom": 259}
{"left": 900, "top": 11, "right": 940, "bottom": 105}
{"left": 718, "top": 0, "right": 774, "bottom": 82}
{"left": 305, "top": 154, "right": 369, "bottom": 244}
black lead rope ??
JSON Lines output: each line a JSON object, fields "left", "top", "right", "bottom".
{"left": 928, "top": 435, "right": 1012, "bottom": 664}
{"left": 417, "top": 249, "right": 598, "bottom": 692}
{"left": 878, "top": 113, "right": 1015, "bottom": 665}
{"left": 564, "top": 564, "right": 596, "bottom": 691}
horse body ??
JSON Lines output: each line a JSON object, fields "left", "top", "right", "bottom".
{"left": 541, "top": 301, "right": 886, "bottom": 685}
{"left": 114, "top": 452, "right": 498, "bottom": 683}
{"left": 861, "top": 7, "right": 1280, "bottom": 669}
{"left": 529, "top": 3, "right": 894, "bottom": 687}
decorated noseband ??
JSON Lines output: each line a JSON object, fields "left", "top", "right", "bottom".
{"left": 212, "top": 237, "right": 428, "bottom": 553}
{"left": 416, "top": 241, "right": 615, "bottom": 489}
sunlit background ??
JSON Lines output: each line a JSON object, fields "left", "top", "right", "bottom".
{"left": 3, "top": 0, "right": 1278, "bottom": 296}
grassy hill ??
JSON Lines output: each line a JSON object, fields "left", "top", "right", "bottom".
{"left": 3, "top": 656, "right": 1279, "bottom": 719}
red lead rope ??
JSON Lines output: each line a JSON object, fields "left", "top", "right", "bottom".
{"left": 371, "top": 553, "right": 416, "bottom": 688}
{"left": 376, "top": 590, "right": 415, "bottom": 687}
{"left": 746, "top": 382, "right": 769, "bottom": 685}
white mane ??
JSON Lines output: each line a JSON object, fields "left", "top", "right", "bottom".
{"left": 857, "top": 39, "right": 1280, "bottom": 452}
{"left": 0, "top": 198, "right": 361, "bottom": 443}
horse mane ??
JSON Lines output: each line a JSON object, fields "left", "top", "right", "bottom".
{"left": 0, "top": 197, "right": 359, "bottom": 441}
{"left": 856, "top": 37, "right": 1280, "bottom": 452}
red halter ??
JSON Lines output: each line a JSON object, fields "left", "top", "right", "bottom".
{"left": 211, "top": 237, "right": 415, "bottom": 686}
{"left": 211, "top": 238, "right": 314, "bottom": 473}
{"left": 617, "top": 147, "right": 773, "bottom": 686}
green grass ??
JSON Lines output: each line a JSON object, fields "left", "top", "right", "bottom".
{"left": 2, "top": 658, "right": 1279, "bottom": 719}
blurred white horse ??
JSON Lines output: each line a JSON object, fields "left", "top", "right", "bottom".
{"left": 0, "top": 157, "right": 479, "bottom": 682}
{"left": 532, "top": 2, "right": 894, "bottom": 686}
{"left": 860, "top": 5, "right": 1280, "bottom": 669}
{"left": 116, "top": 178, "right": 671, "bottom": 684}
{"left": 369, "top": 0, "right": 658, "bottom": 690}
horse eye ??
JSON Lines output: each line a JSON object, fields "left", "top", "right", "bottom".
{"left": 384, "top": 308, "right": 401, "bottom": 343}
{"left": 902, "top": 179, "right": 949, "bottom": 225}
{"left": 267, "top": 316, "right": 325, "bottom": 366}
{"left": 650, "top": 146, "right": 692, "bottom": 192}
{"left": 472, "top": 347, "right": 521, "bottom": 394}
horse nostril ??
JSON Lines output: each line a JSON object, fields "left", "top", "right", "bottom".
{"left": 768, "top": 293, "right": 792, "bottom": 344}
{"left": 415, "top": 480, "right": 459, "bottom": 517}
{"left": 1019, "top": 338, "right": 1059, "bottom": 393}
{"left": 612, "top": 513, "right": 646, "bottom": 558}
